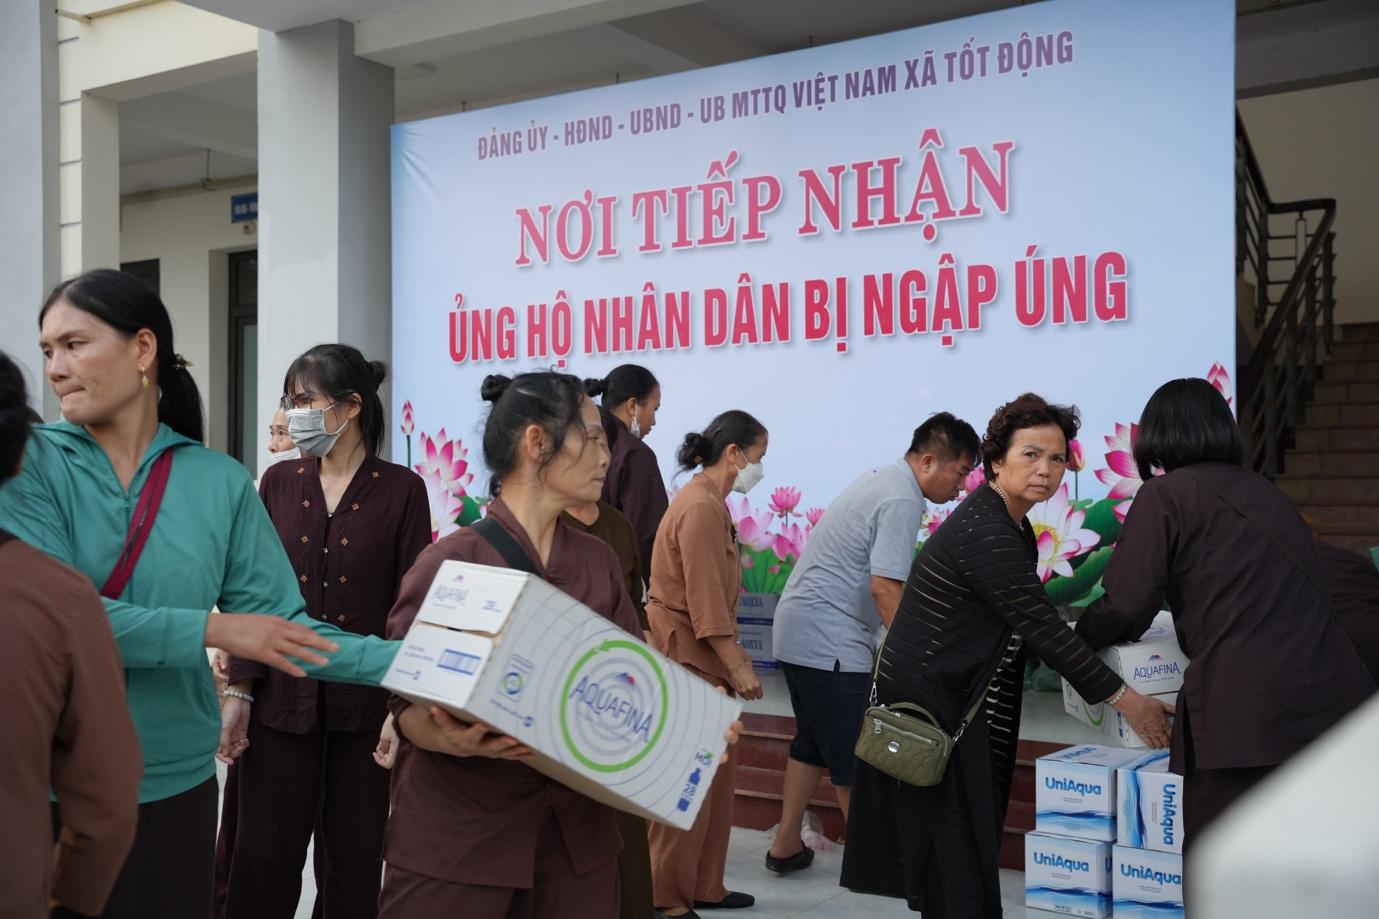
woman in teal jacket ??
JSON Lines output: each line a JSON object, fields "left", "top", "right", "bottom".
{"left": 0, "top": 269, "right": 398, "bottom": 919}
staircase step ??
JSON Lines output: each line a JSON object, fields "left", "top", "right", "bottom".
{"left": 1283, "top": 451, "right": 1379, "bottom": 476}
{"left": 1331, "top": 341, "right": 1379, "bottom": 362}
{"left": 732, "top": 765, "right": 847, "bottom": 841}
{"left": 1305, "top": 402, "right": 1379, "bottom": 428}
{"left": 1297, "top": 501, "right": 1379, "bottom": 530}
{"left": 1313, "top": 381, "right": 1379, "bottom": 403}
{"left": 1320, "top": 361, "right": 1379, "bottom": 383}
{"left": 1339, "top": 323, "right": 1379, "bottom": 342}
{"left": 1293, "top": 427, "right": 1379, "bottom": 451}
{"left": 1277, "top": 476, "right": 1379, "bottom": 502}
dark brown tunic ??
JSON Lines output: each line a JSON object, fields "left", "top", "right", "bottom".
{"left": 0, "top": 535, "right": 141, "bottom": 918}
{"left": 600, "top": 414, "right": 668, "bottom": 581}
{"left": 1075, "top": 463, "right": 1375, "bottom": 774}
{"left": 560, "top": 501, "right": 648, "bottom": 630}
{"left": 1316, "top": 539, "right": 1379, "bottom": 682}
{"left": 382, "top": 501, "right": 642, "bottom": 888}
{"left": 228, "top": 454, "right": 431, "bottom": 733}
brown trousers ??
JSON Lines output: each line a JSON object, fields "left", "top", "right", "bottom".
{"left": 647, "top": 743, "right": 737, "bottom": 911}
{"left": 615, "top": 811, "right": 655, "bottom": 919}
{"left": 377, "top": 807, "right": 620, "bottom": 919}
{"left": 222, "top": 718, "right": 390, "bottom": 919}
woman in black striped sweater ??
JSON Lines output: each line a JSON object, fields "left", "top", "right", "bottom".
{"left": 840, "top": 393, "right": 1172, "bottom": 919}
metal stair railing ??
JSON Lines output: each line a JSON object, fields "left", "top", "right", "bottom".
{"left": 1236, "top": 112, "right": 1337, "bottom": 479}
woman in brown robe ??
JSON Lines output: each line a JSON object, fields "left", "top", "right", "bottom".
{"left": 379, "top": 371, "right": 742, "bottom": 918}
{"left": 586, "top": 365, "right": 667, "bottom": 578}
{"left": 0, "top": 352, "right": 141, "bottom": 919}
{"left": 222, "top": 345, "right": 431, "bottom": 919}
{"left": 1075, "top": 378, "right": 1374, "bottom": 846}
{"left": 647, "top": 410, "right": 768, "bottom": 918}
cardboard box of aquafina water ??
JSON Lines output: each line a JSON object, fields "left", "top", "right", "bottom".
{"left": 1112, "top": 845, "right": 1184, "bottom": 919}
{"left": 1025, "top": 831, "right": 1113, "bottom": 918}
{"left": 1036, "top": 745, "right": 1160, "bottom": 841}
{"left": 1117, "top": 752, "right": 1184, "bottom": 855}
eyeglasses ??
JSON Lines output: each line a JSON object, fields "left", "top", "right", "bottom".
{"left": 280, "top": 389, "right": 356, "bottom": 411}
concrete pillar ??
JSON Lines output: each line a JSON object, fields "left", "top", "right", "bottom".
{"left": 0, "top": 0, "right": 59, "bottom": 417}
{"left": 256, "top": 20, "right": 394, "bottom": 476}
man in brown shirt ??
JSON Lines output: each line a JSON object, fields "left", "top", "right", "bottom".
{"left": 0, "top": 382, "right": 142, "bottom": 918}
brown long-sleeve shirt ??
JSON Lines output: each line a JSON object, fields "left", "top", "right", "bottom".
{"left": 1076, "top": 463, "right": 1375, "bottom": 772}
{"left": 560, "top": 501, "right": 648, "bottom": 630}
{"left": 382, "top": 500, "right": 642, "bottom": 888}
{"left": 0, "top": 534, "right": 141, "bottom": 918}
{"left": 646, "top": 473, "right": 741, "bottom": 688}
{"left": 1315, "top": 539, "right": 1379, "bottom": 682}
{"left": 228, "top": 454, "right": 431, "bottom": 733}
{"left": 601, "top": 414, "right": 668, "bottom": 581}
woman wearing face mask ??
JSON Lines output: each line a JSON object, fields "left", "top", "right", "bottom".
{"left": 647, "top": 410, "right": 767, "bottom": 918}
{"left": 585, "top": 365, "right": 667, "bottom": 580}
{"left": 0, "top": 270, "right": 398, "bottom": 919}
{"left": 220, "top": 344, "right": 431, "bottom": 919}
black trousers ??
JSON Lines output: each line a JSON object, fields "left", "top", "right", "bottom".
{"left": 52, "top": 776, "right": 218, "bottom": 919}
{"left": 223, "top": 718, "right": 390, "bottom": 919}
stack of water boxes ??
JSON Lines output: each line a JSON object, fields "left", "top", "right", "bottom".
{"left": 1110, "top": 752, "right": 1185, "bottom": 918}
{"left": 1027, "top": 745, "right": 1158, "bottom": 917}
{"left": 1062, "top": 612, "right": 1188, "bottom": 748}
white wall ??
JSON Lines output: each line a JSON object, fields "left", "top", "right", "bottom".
{"left": 120, "top": 186, "right": 256, "bottom": 453}
{"left": 1239, "top": 77, "right": 1379, "bottom": 327}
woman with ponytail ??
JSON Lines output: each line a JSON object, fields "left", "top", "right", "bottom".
{"left": 584, "top": 364, "right": 667, "bottom": 579}
{"left": 220, "top": 344, "right": 431, "bottom": 919}
{"left": 377, "top": 371, "right": 741, "bottom": 918}
{"left": 0, "top": 270, "right": 402, "bottom": 919}
{"left": 647, "top": 410, "right": 768, "bottom": 917}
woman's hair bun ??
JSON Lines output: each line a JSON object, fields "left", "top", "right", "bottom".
{"left": 481, "top": 374, "right": 513, "bottom": 403}
{"left": 368, "top": 360, "right": 389, "bottom": 391}
{"left": 583, "top": 377, "right": 606, "bottom": 398}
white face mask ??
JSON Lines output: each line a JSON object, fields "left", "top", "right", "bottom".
{"left": 731, "top": 455, "right": 765, "bottom": 495}
{"left": 268, "top": 447, "right": 302, "bottom": 464}
{"left": 286, "top": 403, "right": 349, "bottom": 457}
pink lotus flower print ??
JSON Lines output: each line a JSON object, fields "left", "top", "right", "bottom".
{"left": 1027, "top": 483, "right": 1101, "bottom": 582}
{"left": 416, "top": 429, "right": 474, "bottom": 496}
{"left": 1095, "top": 422, "right": 1141, "bottom": 500}
{"left": 923, "top": 508, "right": 950, "bottom": 537}
{"left": 772, "top": 522, "right": 808, "bottom": 562}
{"left": 726, "top": 495, "right": 775, "bottom": 552}
{"left": 1068, "top": 438, "right": 1086, "bottom": 473}
{"left": 964, "top": 466, "right": 986, "bottom": 494}
{"left": 805, "top": 507, "right": 825, "bottom": 527}
{"left": 769, "top": 486, "right": 802, "bottom": 519}
{"left": 1208, "top": 362, "right": 1233, "bottom": 405}
{"left": 423, "top": 471, "right": 463, "bottom": 541}
{"left": 400, "top": 401, "right": 415, "bottom": 437}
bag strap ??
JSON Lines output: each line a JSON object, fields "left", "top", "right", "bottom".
{"left": 470, "top": 515, "right": 543, "bottom": 579}
{"left": 1177, "top": 468, "right": 1332, "bottom": 607}
{"left": 869, "top": 631, "right": 1002, "bottom": 742}
{"left": 101, "top": 450, "right": 174, "bottom": 601}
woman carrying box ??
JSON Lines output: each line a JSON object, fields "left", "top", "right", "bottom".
{"left": 378, "top": 371, "right": 741, "bottom": 918}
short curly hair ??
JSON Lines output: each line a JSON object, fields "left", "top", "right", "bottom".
{"left": 981, "top": 392, "right": 1080, "bottom": 478}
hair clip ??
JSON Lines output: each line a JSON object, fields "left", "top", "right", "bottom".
{"left": 173, "top": 354, "right": 193, "bottom": 370}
